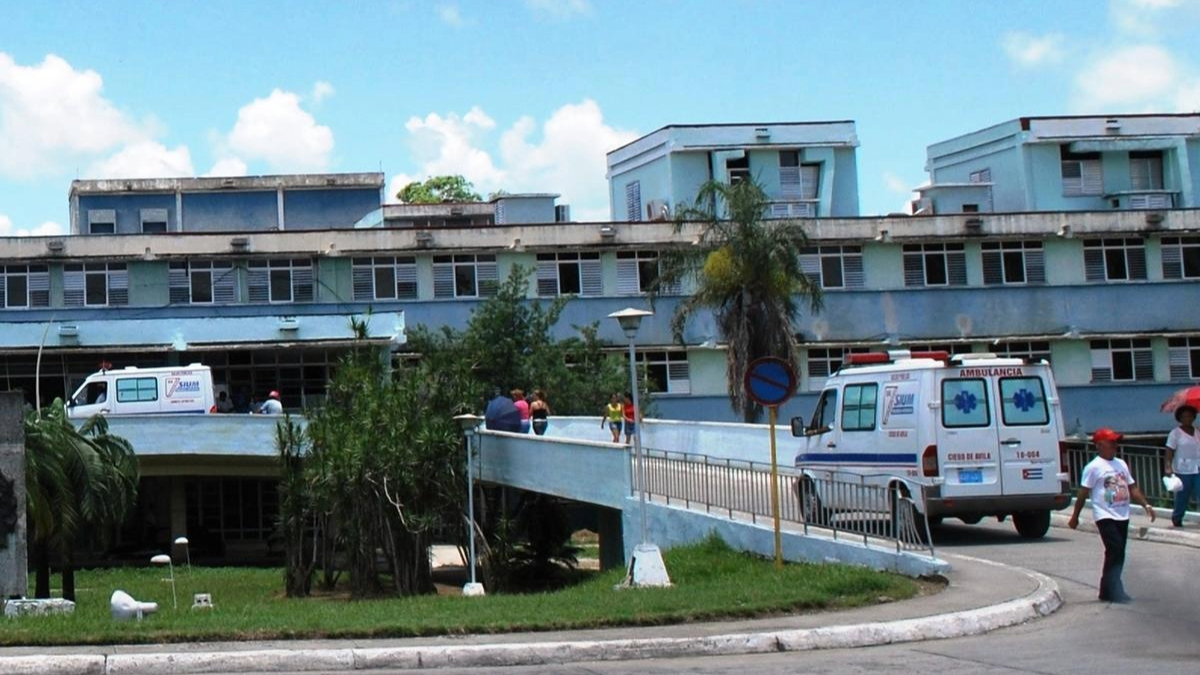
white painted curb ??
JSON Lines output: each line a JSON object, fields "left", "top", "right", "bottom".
{"left": 10, "top": 557, "right": 1062, "bottom": 674}
{"left": 1050, "top": 513, "right": 1200, "bottom": 549}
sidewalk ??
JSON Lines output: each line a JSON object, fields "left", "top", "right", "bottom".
{"left": 1051, "top": 502, "right": 1200, "bottom": 549}
{"left": 0, "top": 553, "right": 1061, "bottom": 675}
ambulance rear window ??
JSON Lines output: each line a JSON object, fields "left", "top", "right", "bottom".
{"left": 999, "top": 377, "right": 1049, "bottom": 426}
{"left": 941, "top": 378, "right": 990, "bottom": 428}
{"left": 117, "top": 376, "right": 158, "bottom": 403}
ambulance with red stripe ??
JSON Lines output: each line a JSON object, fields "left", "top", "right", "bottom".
{"left": 791, "top": 350, "right": 1072, "bottom": 538}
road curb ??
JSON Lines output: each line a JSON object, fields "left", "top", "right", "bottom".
{"left": 65, "top": 556, "right": 1063, "bottom": 674}
{"left": 1050, "top": 512, "right": 1200, "bottom": 549}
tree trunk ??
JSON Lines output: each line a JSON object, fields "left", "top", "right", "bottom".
{"left": 61, "top": 551, "right": 76, "bottom": 602}
{"left": 33, "top": 542, "right": 51, "bottom": 599}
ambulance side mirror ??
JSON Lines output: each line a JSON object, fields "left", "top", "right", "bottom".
{"left": 790, "top": 416, "right": 805, "bottom": 437}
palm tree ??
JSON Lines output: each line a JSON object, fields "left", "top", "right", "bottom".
{"left": 657, "top": 178, "right": 822, "bottom": 422}
{"left": 24, "top": 403, "right": 138, "bottom": 600}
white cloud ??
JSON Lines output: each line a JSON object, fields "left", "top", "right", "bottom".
{"left": 85, "top": 140, "right": 194, "bottom": 179}
{"left": 524, "top": 0, "right": 592, "bottom": 19}
{"left": 882, "top": 171, "right": 912, "bottom": 195}
{"left": 393, "top": 100, "right": 635, "bottom": 221}
{"left": 1072, "top": 44, "right": 1178, "bottom": 110}
{"left": 311, "top": 80, "right": 334, "bottom": 103}
{"left": 437, "top": 3, "right": 464, "bottom": 27}
{"left": 0, "top": 214, "right": 64, "bottom": 237}
{"left": 0, "top": 52, "right": 149, "bottom": 178}
{"left": 1129, "top": 0, "right": 1182, "bottom": 9}
{"left": 204, "top": 157, "right": 249, "bottom": 177}
{"left": 225, "top": 89, "right": 334, "bottom": 172}
{"left": 1001, "top": 32, "right": 1065, "bottom": 68}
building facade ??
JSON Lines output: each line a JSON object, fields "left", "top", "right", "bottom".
{"left": 917, "top": 114, "right": 1200, "bottom": 215}
{"left": 606, "top": 122, "right": 861, "bottom": 222}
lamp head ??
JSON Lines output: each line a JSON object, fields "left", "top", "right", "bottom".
{"left": 150, "top": 554, "right": 172, "bottom": 565}
{"left": 453, "top": 413, "right": 484, "bottom": 433}
{"left": 174, "top": 537, "right": 189, "bottom": 546}
{"left": 608, "top": 307, "right": 653, "bottom": 339}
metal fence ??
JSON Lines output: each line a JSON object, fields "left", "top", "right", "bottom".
{"left": 1064, "top": 441, "right": 1199, "bottom": 510}
{"left": 633, "top": 446, "right": 937, "bottom": 558}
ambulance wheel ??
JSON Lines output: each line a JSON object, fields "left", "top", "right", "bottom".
{"left": 796, "top": 478, "right": 830, "bottom": 527}
{"left": 959, "top": 514, "right": 983, "bottom": 525}
{"left": 1012, "top": 510, "right": 1051, "bottom": 539}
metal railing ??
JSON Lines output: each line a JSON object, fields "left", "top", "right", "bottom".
{"left": 1064, "top": 440, "right": 1199, "bottom": 510}
{"left": 633, "top": 446, "right": 936, "bottom": 558}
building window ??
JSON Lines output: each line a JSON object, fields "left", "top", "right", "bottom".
{"left": 1061, "top": 146, "right": 1103, "bottom": 196}
{"left": 630, "top": 350, "right": 690, "bottom": 394}
{"left": 993, "top": 341, "right": 1052, "bottom": 363}
{"left": 1168, "top": 337, "right": 1200, "bottom": 380}
{"left": 806, "top": 347, "right": 869, "bottom": 390}
{"left": 903, "top": 243, "right": 966, "bottom": 287}
{"left": 169, "top": 261, "right": 237, "bottom": 304}
{"left": 962, "top": 203, "right": 980, "bottom": 213}
{"left": 87, "top": 209, "right": 116, "bottom": 234}
{"left": 779, "top": 152, "right": 820, "bottom": 201}
{"left": 1129, "top": 151, "right": 1164, "bottom": 190}
{"left": 616, "top": 250, "right": 679, "bottom": 294}
{"left": 140, "top": 208, "right": 169, "bottom": 233}
{"left": 982, "top": 241, "right": 1045, "bottom": 285}
{"left": 247, "top": 259, "right": 314, "bottom": 304}
{"left": 0, "top": 265, "right": 50, "bottom": 309}
{"left": 726, "top": 155, "right": 750, "bottom": 185}
{"left": 969, "top": 168, "right": 992, "bottom": 183}
{"left": 903, "top": 343, "right": 972, "bottom": 356}
{"left": 536, "top": 252, "right": 602, "bottom": 297}
{"left": 433, "top": 254, "right": 498, "bottom": 299}
{"left": 352, "top": 256, "right": 418, "bottom": 301}
{"left": 185, "top": 477, "right": 279, "bottom": 542}
{"left": 1090, "top": 339, "right": 1153, "bottom": 382}
{"left": 800, "top": 246, "right": 864, "bottom": 289}
{"left": 625, "top": 181, "right": 641, "bottom": 222}
{"left": 1083, "top": 238, "right": 1146, "bottom": 282}
{"left": 63, "top": 263, "right": 128, "bottom": 307}
{"left": 1161, "top": 236, "right": 1200, "bottom": 279}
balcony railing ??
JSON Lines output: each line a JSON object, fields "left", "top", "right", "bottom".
{"left": 767, "top": 200, "right": 818, "bottom": 218}
{"left": 1105, "top": 190, "right": 1176, "bottom": 210}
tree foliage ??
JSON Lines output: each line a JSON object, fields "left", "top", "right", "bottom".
{"left": 280, "top": 270, "right": 631, "bottom": 598}
{"left": 396, "top": 175, "right": 482, "bottom": 204}
{"left": 24, "top": 404, "right": 139, "bottom": 600}
{"left": 656, "top": 178, "right": 822, "bottom": 422}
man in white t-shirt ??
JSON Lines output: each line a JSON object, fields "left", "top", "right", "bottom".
{"left": 1068, "top": 427, "right": 1156, "bottom": 603}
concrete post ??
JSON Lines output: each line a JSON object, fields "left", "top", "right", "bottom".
{"left": 0, "top": 392, "right": 27, "bottom": 599}
{"left": 595, "top": 506, "right": 625, "bottom": 572}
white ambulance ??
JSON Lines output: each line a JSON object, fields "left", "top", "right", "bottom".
{"left": 791, "top": 350, "right": 1072, "bottom": 539}
{"left": 67, "top": 364, "right": 217, "bottom": 418}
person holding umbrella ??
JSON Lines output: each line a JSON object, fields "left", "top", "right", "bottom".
{"left": 1164, "top": 404, "right": 1200, "bottom": 527}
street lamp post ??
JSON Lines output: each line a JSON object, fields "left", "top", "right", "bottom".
{"left": 454, "top": 413, "right": 486, "bottom": 597}
{"left": 607, "top": 308, "right": 670, "bottom": 588}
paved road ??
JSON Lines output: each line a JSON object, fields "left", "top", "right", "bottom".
{"left": 223, "top": 519, "right": 1199, "bottom": 675}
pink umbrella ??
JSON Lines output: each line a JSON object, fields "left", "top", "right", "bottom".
{"left": 1160, "top": 385, "right": 1200, "bottom": 413}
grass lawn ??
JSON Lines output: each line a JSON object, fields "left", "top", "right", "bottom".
{"left": 1, "top": 537, "right": 920, "bottom": 646}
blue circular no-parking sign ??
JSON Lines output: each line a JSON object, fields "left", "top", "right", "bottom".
{"left": 743, "top": 357, "right": 796, "bottom": 408}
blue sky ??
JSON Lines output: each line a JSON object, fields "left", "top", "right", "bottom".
{"left": 0, "top": 0, "right": 1198, "bottom": 233}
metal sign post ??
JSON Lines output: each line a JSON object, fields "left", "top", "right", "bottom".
{"left": 744, "top": 357, "right": 797, "bottom": 570}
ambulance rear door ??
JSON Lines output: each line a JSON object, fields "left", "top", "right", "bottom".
{"left": 994, "top": 369, "right": 1061, "bottom": 496}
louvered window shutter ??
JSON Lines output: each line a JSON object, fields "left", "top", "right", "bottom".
{"left": 1090, "top": 346, "right": 1112, "bottom": 383}
{"left": 0, "top": 277, "right": 7, "bottom": 307}
{"left": 947, "top": 251, "right": 967, "bottom": 285}
{"left": 169, "top": 264, "right": 190, "bottom": 304}
{"left": 247, "top": 266, "right": 269, "bottom": 303}
{"left": 108, "top": 267, "right": 129, "bottom": 305}
{"left": 843, "top": 251, "right": 865, "bottom": 288}
{"left": 29, "top": 269, "right": 49, "bottom": 307}
{"left": 625, "top": 181, "right": 641, "bottom": 222}
{"left": 212, "top": 264, "right": 237, "bottom": 303}
{"left": 580, "top": 257, "right": 602, "bottom": 296}
{"left": 1162, "top": 240, "right": 1183, "bottom": 279}
{"left": 477, "top": 259, "right": 498, "bottom": 297}
{"left": 1134, "top": 349, "right": 1154, "bottom": 380}
{"left": 352, "top": 259, "right": 373, "bottom": 300}
{"left": 63, "top": 268, "right": 85, "bottom": 307}
{"left": 1081, "top": 160, "right": 1103, "bottom": 195}
{"left": 903, "top": 252, "right": 924, "bottom": 287}
{"left": 799, "top": 251, "right": 821, "bottom": 285}
{"left": 779, "top": 166, "right": 801, "bottom": 199}
{"left": 1126, "top": 245, "right": 1147, "bottom": 280}
{"left": 433, "top": 263, "right": 454, "bottom": 298}
{"left": 536, "top": 256, "right": 558, "bottom": 296}
{"left": 801, "top": 164, "right": 820, "bottom": 200}
{"left": 1169, "top": 344, "right": 1192, "bottom": 380}
{"left": 667, "top": 361, "right": 691, "bottom": 394}
{"left": 396, "top": 259, "right": 418, "bottom": 299}
{"left": 982, "top": 250, "right": 1002, "bottom": 285}
{"left": 1025, "top": 248, "right": 1046, "bottom": 284}
{"left": 292, "top": 264, "right": 314, "bottom": 302}
{"left": 1084, "top": 248, "right": 1106, "bottom": 281}
{"left": 616, "top": 258, "right": 640, "bottom": 295}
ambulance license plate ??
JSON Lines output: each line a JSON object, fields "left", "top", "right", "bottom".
{"left": 958, "top": 469, "right": 983, "bottom": 484}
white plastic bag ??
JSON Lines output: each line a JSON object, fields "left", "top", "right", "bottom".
{"left": 1163, "top": 474, "right": 1184, "bottom": 493}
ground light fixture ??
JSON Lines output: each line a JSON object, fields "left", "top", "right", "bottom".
{"left": 453, "top": 413, "right": 486, "bottom": 597}
{"left": 174, "top": 536, "right": 191, "bottom": 570}
{"left": 607, "top": 307, "right": 671, "bottom": 588}
{"left": 151, "top": 554, "right": 177, "bottom": 609}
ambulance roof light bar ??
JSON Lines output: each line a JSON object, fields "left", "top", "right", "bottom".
{"left": 843, "top": 350, "right": 950, "bottom": 367}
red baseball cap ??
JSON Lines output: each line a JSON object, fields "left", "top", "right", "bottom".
{"left": 269, "top": 390, "right": 280, "bottom": 399}
{"left": 1092, "top": 427, "right": 1124, "bottom": 442}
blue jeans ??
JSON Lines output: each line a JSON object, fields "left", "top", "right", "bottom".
{"left": 1172, "top": 472, "right": 1199, "bottom": 525}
